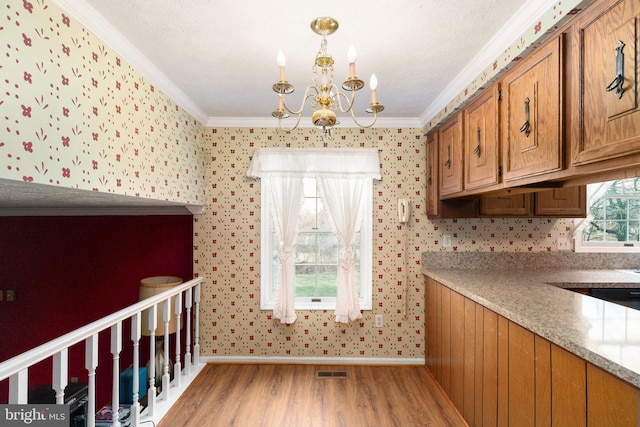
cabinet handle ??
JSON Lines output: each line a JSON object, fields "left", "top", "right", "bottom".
{"left": 519, "top": 97, "right": 531, "bottom": 137}
{"left": 605, "top": 40, "right": 625, "bottom": 99}
{"left": 472, "top": 127, "right": 482, "bottom": 157}
{"left": 444, "top": 144, "right": 451, "bottom": 169}
{"left": 428, "top": 165, "right": 432, "bottom": 185}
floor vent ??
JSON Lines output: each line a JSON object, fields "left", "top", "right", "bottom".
{"left": 316, "top": 370, "right": 349, "bottom": 379}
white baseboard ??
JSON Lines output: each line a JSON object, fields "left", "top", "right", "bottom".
{"left": 200, "top": 356, "right": 425, "bottom": 365}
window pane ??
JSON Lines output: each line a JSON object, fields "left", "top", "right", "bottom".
{"left": 299, "top": 198, "right": 319, "bottom": 230}
{"left": 629, "top": 221, "right": 640, "bottom": 242}
{"left": 589, "top": 198, "right": 605, "bottom": 220}
{"left": 315, "top": 233, "right": 339, "bottom": 264}
{"left": 295, "top": 264, "right": 338, "bottom": 297}
{"left": 629, "top": 199, "right": 640, "bottom": 219}
{"left": 295, "top": 233, "right": 319, "bottom": 264}
{"left": 583, "top": 221, "right": 604, "bottom": 241}
{"left": 605, "top": 198, "right": 627, "bottom": 219}
{"left": 604, "top": 220, "right": 626, "bottom": 241}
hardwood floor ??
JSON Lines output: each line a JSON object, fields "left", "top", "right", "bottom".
{"left": 158, "top": 364, "right": 467, "bottom": 427}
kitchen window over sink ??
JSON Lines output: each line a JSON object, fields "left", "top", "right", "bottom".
{"left": 575, "top": 178, "right": 640, "bottom": 252}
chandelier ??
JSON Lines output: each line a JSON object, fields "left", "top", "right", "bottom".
{"left": 271, "top": 17, "right": 384, "bottom": 139}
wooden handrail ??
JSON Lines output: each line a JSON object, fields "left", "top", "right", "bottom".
{"left": 0, "top": 277, "right": 203, "bottom": 381}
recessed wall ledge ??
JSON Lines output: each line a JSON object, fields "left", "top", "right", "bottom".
{"left": 422, "top": 251, "right": 639, "bottom": 271}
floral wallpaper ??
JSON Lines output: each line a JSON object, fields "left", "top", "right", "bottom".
{"left": 2, "top": 1, "right": 578, "bottom": 362}
{"left": 194, "top": 127, "right": 574, "bottom": 360}
{"left": 0, "top": 0, "right": 206, "bottom": 204}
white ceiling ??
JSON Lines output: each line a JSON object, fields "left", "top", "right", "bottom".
{"left": 54, "top": 0, "right": 555, "bottom": 128}
{"left": 1, "top": 0, "right": 557, "bottom": 211}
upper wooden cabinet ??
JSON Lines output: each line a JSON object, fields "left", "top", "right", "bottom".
{"left": 464, "top": 86, "right": 500, "bottom": 190}
{"left": 439, "top": 114, "right": 464, "bottom": 196}
{"left": 501, "top": 36, "right": 563, "bottom": 181}
{"left": 426, "top": 132, "right": 439, "bottom": 217}
{"left": 570, "top": 0, "right": 640, "bottom": 165}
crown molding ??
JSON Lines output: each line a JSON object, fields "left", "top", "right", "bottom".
{"left": 51, "top": 0, "right": 209, "bottom": 125}
{"left": 420, "top": 0, "right": 561, "bottom": 128}
{"left": 206, "top": 116, "right": 422, "bottom": 129}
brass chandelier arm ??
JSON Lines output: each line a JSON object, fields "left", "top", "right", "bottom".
{"left": 275, "top": 86, "right": 319, "bottom": 132}
{"left": 349, "top": 107, "right": 380, "bottom": 129}
{"left": 334, "top": 89, "right": 380, "bottom": 128}
{"left": 282, "top": 86, "right": 318, "bottom": 116}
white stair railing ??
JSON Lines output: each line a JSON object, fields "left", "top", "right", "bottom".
{"left": 0, "top": 277, "right": 203, "bottom": 427}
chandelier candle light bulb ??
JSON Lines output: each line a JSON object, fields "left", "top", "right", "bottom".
{"left": 277, "top": 50, "right": 286, "bottom": 81}
{"left": 370, "top": 74, "right": 378, "bottom": 103}
{"left": 348, "top": 45, "right": 357, "bottom": 78}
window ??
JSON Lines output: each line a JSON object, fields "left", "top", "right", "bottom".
{"left": 575, "top": 178, "right": 640, "bottom": 252}
{"left": 261, "top": 177, "right": 372, "bottom": 311}
{"left": 247, "top": 147, "right": 380, "bottom": 323}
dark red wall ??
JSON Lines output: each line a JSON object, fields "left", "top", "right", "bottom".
{"left": 0, "top": 214, "right": 194, "bottom": 406}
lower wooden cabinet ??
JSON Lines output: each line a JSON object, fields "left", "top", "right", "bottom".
{"left": 425, "top": 277, "right": 640, "bottom": 427}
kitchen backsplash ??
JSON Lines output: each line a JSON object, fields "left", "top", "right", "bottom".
{"left": 422, "top": 251, "right": 639, "bottom": 270}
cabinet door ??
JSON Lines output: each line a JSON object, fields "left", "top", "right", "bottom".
{"left": 425, "top": 278, "right": 438, "bottom": 375}
{"left": 480, "top": 193, "right": 534, "bottom": 217}
{"left": 450, "top": 291, "right": 465, "bottom": 413}
{"left": 464, "top": 86, "right": 500, "bottom": 190}
{"left": 426, "top": 132, "right": 439, "bottom": 217}
{"left": 502, "top": 36, "right": 562, "bottom": 181}
{"left": 483, "top": 309, "right": 499, "bottom": 427}
{"left": 534, "top": 186, "right": 586, "bottom": 217}
{"left": 571, "top": 0, "right": 640, "bottom": 165}
{"left": 462, "top": 298, "right": 476, "bottom": 425}
{"left": 439, "top": 114, "right": 464, "bottom": 195}
{"left": 587, "top": 364, "right": 640, "bottom": 427}
{"left": 551, "top": 344, "right": 586, "bottom": 426}
{"left": 508, "top": 322, "right": 535, "bottom": 427}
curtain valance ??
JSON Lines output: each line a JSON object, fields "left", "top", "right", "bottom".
{"left": 247, "top": 148, "right": 381, "bottom": 180}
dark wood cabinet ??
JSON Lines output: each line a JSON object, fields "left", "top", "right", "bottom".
{"left": 439, "top": 114, "right": 464, "bottom": 196}
{"left": 464, "top": 86, "right": 500, "bottom": 190}
{"left": 502, "top": 36, "right": 563, "bottom": 182}
{"left": 570, "top": 0, "right": 640, "bottom": 166}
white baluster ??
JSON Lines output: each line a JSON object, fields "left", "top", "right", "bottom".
{"left": 130, "top": 312, "right": 141, "bottom": 427}
{"left": 8, "top": 368, "right": 28, "bottom": 404}
{"left": 185, "top": 288, "right": 193, "bottom": 375}
{"left": 111, "top": 322, "right": 122, "bottom": 427}
{"left": 174, "top": 292, "right": 183, "bottom": 388}
{"left": 53, "top": 349, "right": 68, "bottom": 404}
{"left": 85, "top": 334, "right": 99, "bottom": 427}
{"left": 162, "top": 298, "right": 171, "bottom": 399}
{"left": 194, "top": 283, "right": 201, "bottom": 365}
{"left": 147, "top": 304, "right": 157, "bottom": 416}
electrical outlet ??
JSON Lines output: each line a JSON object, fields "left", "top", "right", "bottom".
{"left": 443, "top": 234, "right": 452, "bottom": 248}
{"left": 6, "top": 290, "right": 15, "bottom": 302}
{"left": 557, "top": 237, "right": 571, "bottom": 251}
{"left": 375, "top": 314, "right": 383, "bottom": 328}
{"left": 0, "top": 290, "right": 3, "bottom": 302}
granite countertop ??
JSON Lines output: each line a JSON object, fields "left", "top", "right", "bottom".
{"left": 422, "top": 267, "right": 640, "bottom": 388}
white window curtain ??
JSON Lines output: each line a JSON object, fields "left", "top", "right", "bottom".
{"left": 265, "top": 176, "right": 303, "bottom": 324}
{"left": 317, "top": 176, "right": 368, "bottom": 323}
{"left": 247, "top": 148, "right": 381, "bottom": 324}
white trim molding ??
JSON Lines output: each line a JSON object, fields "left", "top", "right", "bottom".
{"left": 201, "top": 356, "right": 425, "bottom": 366}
